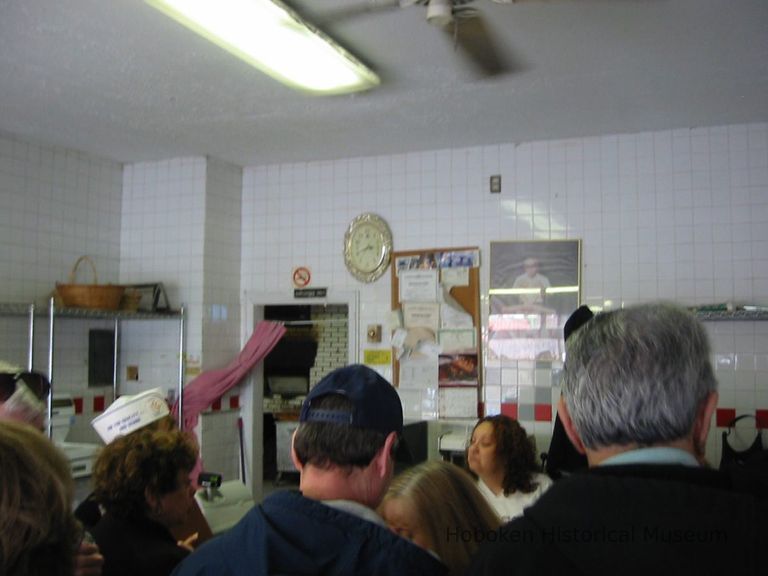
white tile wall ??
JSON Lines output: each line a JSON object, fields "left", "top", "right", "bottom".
{"left": 242, "top": 123, "right": 768, "bottom": 463}
{"left": 0, "top": 131, "right": 122, "bottom": 306}
{"left": 120, "top": 157, "right": 207, "bottom": 359}
{"left": 198, "top": 158, "right": 244, "bottom": 475}
{"left": 243, "top": 124, "right": 767, "bottom": 319}
{"left": 202, "top": 157, "right": 242, "bottom": 371}
{"left": 120, "top": 156, "right": 244, "bottom": 475}
{"left": 2, "top": 122, "right": 767, "bottom": 472}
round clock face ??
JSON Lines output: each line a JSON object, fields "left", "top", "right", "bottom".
{"left": 344, "top": 213, "right": 393, "bottom": 283}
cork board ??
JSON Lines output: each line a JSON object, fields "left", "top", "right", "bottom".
{"left": 390, "top": 246, "right": 482, "bottom": 418}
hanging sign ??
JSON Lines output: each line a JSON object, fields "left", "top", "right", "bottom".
{"left": 294, "top": 288, "right": 327, "bottom": 299}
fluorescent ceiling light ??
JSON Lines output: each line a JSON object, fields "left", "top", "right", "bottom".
{"left": 146, "top": 0, "right": 380, "bottom": 94}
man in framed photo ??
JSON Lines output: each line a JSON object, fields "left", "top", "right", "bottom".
{"left": 512, "top": 257, "right": 551, "bottom": 306}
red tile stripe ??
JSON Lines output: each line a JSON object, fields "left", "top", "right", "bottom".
{"left": 67, "top": 393, "right": 244, "bottom": 416}
{"left": 534, "top": 404, "right": 553, "bottom": 422}
{"left": 716, "top": 408, "right": 737, "bottom": 428}
{"left": 756, "top": 409, "right": 768, "bottom": 430}
{"left": 501, "top": 403, "right": 518, "bottom": 420}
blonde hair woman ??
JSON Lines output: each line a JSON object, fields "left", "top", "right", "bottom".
{"left": 0, "top": 420, "right": 80, "bottom": 576}
{"left": 379, "top": 460, "right": 501, "bottom": 576}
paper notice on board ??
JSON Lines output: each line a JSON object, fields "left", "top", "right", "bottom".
{"left": 403, "top": 302, "right": 440, "bottom": 334}
{"left": 439, "top": 329, "right": 476, "bottom": 353}
{"left": 364, "top": 349, "right": 392, "bottom": 366}
{"left": 414, "top": 339, "right": 441, "bottom": 359}
{"left": 391, "top": 328, "right": 407, "bottom": 350}
{"left": 389, "top": 309, "right": 403, "bottom": 330}
{"left": 400, "top": 327, "right": 438, "bottom": 361}
{"left": 440, "top": 300, "right": 474, "bottom": 329}
{"left": 399, "top": 270, "right": 439, "bottom": 302}
{"left": 399, "top": 356, "right": 438, "bottom": 389}
{"left": 441, "top": 267, "right": 469, "bottom": 287}
{"left": 439, "top": 387, "right": 478, "bottom": 418}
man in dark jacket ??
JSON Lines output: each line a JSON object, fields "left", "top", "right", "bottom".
{"left": 543, "top": 305, "right": 592, "bottom": 479}
{"left": 468, "top": 303, "right": 766, "bottom": 575}
{"left": 172, "top": 364, "right": 447, "bottom": 576}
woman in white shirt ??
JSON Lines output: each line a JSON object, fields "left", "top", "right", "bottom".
{"left": 466, "top": 415, "right": 552, "bottom": 523}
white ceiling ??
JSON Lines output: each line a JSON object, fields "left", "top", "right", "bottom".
{"left": 1, "top": 0, "right": 767, "bottom": 167}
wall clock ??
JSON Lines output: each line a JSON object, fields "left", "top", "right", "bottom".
{"left": 343, "top": 213, "right": 393, "bottom": 283}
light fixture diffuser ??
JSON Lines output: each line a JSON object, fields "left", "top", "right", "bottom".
{"left": 146, "top": 0, "right": 380, "bottom": 94}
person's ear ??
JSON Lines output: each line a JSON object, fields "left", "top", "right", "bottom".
{"left": 373, "top": 432, "right": 398, "bottom": 479}
{"left": 557, "top": 397, "right": 587, "bottom": 455}
{"left": 692, "top": 391, "right": 718, "bottom": 460}
{"left": 290, "top": 429, "right": 304, "bottom": 473}
{"left": 144, "top": 487, "right": 162, "bottom": 516}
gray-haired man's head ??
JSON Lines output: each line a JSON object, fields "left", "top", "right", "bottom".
{"left": 562, "top": 303, "right": 717, "bottom": 451}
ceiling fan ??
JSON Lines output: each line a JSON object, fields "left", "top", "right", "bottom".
{"left": 312, "top": 0, "right": 517, "bottom": 79}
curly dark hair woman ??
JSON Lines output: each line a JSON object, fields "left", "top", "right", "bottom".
{"left": 91, "top": 426, "right": 198, "bottom": 576}
{"left": 466, "top": 415, "right": 552, "bottom": 522}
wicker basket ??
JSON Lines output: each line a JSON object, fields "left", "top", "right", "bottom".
{"left": 120, "top": 289, "right": 143, "bottom": 312}
{"left": 56, "top": 256, "right": 125, "bottom": 310}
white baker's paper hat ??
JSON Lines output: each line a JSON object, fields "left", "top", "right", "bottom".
{"left": 91, "top": 387, "right": 170, "bottom": 444}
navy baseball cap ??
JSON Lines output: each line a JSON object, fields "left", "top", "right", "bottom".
{"left": 300, "top": 364, "right": 411, "bottom": 462}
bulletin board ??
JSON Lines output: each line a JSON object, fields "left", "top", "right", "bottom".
{"left": 390, "top": 246, "right": 482, "bottom": 419}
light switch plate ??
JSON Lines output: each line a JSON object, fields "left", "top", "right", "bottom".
{"left": 490, "top": 174, "right": 502, "bottom": 193}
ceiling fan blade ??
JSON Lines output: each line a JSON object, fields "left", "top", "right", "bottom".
{"left": 443, "top": 14, "right": 514, "bottom": 78}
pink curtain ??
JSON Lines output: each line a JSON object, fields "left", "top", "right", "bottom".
{"left": 172, "top": 321, "right": 286, "bottom": 432}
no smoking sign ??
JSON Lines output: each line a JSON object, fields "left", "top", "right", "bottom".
{"left": 292, "top": 266, "right": 311, "bottom": 288}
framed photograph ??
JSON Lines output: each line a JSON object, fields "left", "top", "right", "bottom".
{"left": 488, "top": 240, "right": 581, "bottom": 361}
{"left": 438, "top": 353, "right": 479, "bottom": 386}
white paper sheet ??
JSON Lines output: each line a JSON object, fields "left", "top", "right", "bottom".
{"left": 391, "top": 327, "right": 408, "bottom": 350}
{"left": 438, "top": 329, "right": 476, "bottom": 353}
{"left": 403, "top": 302, "right": 440, "bottom": 334}
{"left": 399, "top": 270, "right": 439, "bottom": 302}
{"left": 435, "top": 285, "right": 473, "bottom": 329}
{"left": 399, "top": 356, "right": 439, "bottom": 389}
{"left": 441, "top": 267, "right": 469, "bottom": 286}
{"left": 439, "top": 387, "right": 478, "bottom": 418}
